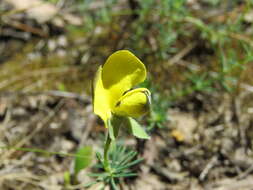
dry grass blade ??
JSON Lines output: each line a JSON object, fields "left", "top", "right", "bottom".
{"left": 0, "top": 100, "right": 64, "bottom": 162}
{"left": 0, "top": 67, "right": 69, "bottom": 90}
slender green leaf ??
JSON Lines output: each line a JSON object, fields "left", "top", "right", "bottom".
{"left": 88, "top": 172, "right": 108, "bottom": 177}
{"left": 74, "top": 146, "right": 93, "bottom": 175}
{"left": 116, "top": 158, "right": 143, "bottom": 171}
{"left": 111, "top": 178, "right": 118, "bottom": 190}
{"left": 63, "top": 172, "right": 71, "bottom": 186}
{"left": 119, "top": 151, "right": 137, "bottom": 166}
{"left": 0, "top": 146, "right": 90, "bottom": 158}
{"left": 96, "top": 152, "right": 103, "bottom": 163}
{"left": 114, "top": 173, "right": 138, "bottom": 177}
{"left": 83, "top": 181, "right": 100, "bottom": 188}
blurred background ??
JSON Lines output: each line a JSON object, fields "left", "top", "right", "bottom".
{"left": 1, "top": 0, "right": 253, "bottom": 189}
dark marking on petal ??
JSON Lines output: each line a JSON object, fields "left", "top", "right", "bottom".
{"left": 115, "top": 101, "right": 121, "bottom": 107}
{"left": 122, "top": 88, "right": 134, "bottom": 96}
{"left": 143, "top": 90, "right": 151, "bottom": 105}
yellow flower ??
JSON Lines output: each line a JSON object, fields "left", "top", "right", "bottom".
{"left": 93, "top": 50, "right": 151, "bottom": 127}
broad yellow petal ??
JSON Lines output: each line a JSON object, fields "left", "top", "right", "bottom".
{"left": 112, "top": 88, "right": 151, "bottom": 117}
{"left": 102, "top": 50, "right": 146, "bottom": 108}
{"left": 93, "top": 66, "right": 111, "bottom": 124}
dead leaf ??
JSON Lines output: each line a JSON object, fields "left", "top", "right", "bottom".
{"left": 5, "top": 0, "right": 58, "bottom": 23}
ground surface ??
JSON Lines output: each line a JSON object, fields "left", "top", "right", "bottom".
{"left": 1, "top": 0, "right": 253, "bottom": 189}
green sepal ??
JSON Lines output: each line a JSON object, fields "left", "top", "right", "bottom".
{"left": 126, "top": 117, "right": 150, "bottom": 139}
{"left": 108, "top": 115, "right": 122, "bottom": 140}
{"left": 108, "top": 119, "right": 115, "bottom": 140}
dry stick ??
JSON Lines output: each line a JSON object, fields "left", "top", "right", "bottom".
{"left": 241, "top": 83, "right": 253, "bottom": 93}
{"left": 0, "top": 172, "right": 40, "bottom": 183}
{"left": 0, "top": 100, "right": 64, "bottom": 162}
{"left": 1, "top": 2, "right": 49, "bottom": 37}
{"left": 79, "top": 114, "right": 96, "bottom": 148}
{"left": 2, "top": 173, "right": 59, "bottom": 190}
{"left": 45, "top": 90, "right": 90, "bottom": 102}
{"left": 1, "top": 1, "right": 45, "bottom": 17}
{"left": 166, "top": 42, "right": 196, "bottom": 67}
{"left": 234, "top": 93, "right": 248, "bottom": 150}
{"left": 3, "top": 19, "right": 48, "bottom": 37}
{"left": 212, "top": 177, "right": 253, "bottom": 190}
{"left": 236, "top": 164, "right": 253, "bottom": 180}
{"left": 0, "top": 106, "right": 11, "bottom": 139}
{"left": 151, "top": 164, "right": 186, "bottom": 181}
{"left": 199, "top": 156, "right": 218, "bottom": 181}
{"left": 229, "top": 33, "right": 253, "bottom": 48}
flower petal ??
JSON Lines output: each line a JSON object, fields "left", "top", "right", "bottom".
{"left": 102, "top": 50, "right": 146, "bottom": 108}
{"left": 93, "top": 66, "right": 111, "bottom": 124}
{"left": 112, "top": 88, "right": 151, "bottom": 117}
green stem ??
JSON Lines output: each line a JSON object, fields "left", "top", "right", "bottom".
{"left": 104, "top": 133, "right": 112, "bottom": 172}
{"left": 103, "top": 116, "right": 122, "bottom": 173}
